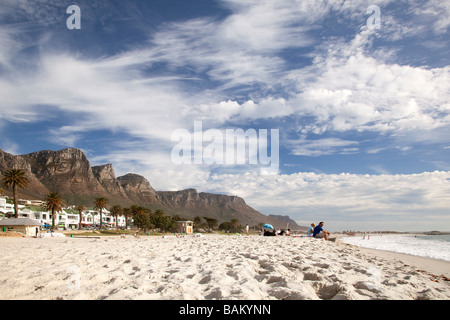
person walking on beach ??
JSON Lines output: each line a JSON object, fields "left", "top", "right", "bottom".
{"left": 245, "top": 224, "right": 249, "bottom": 235}
{"left": 313, "top": 222, "right": 331, "bottom": 240}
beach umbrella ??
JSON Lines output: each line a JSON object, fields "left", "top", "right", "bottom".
{"left": 262, "top": 224, "right": 274, "bottom": 229}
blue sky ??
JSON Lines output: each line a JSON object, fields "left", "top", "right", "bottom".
{"left": 1, "top": 0, "right": 449, "bottom": 231}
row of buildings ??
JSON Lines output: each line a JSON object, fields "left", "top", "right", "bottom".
{"left": 0, "top": 196, "right": 194, "bottom": 235}
{"left": 0, "top": 196, "right": 127, "bottom": 229}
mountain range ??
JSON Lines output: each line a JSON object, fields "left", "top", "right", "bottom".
{"left": 0, "top": 148, "right": 304, "bottom": 230}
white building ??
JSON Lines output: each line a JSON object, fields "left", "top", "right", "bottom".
{"left": 0, "top": 218, "right": 41, "bottom": 237}
{"left": 79, "top": 209, "right": 126, "bottom": 228}
{"left": 0, "top": 197, "right": 26, "bottom": 216}
{"left": 0, "top": 197, "right": 7, "bottom": 216}
{"left": 3, "top": 207, "right": 125, "bottom": 230}
{"left": 0, "top": 197, "right": 128, "bottom": 229}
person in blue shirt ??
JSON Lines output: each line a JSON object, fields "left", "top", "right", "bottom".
{"left": 313, "top": 221, "right": 331, "bottom": 240}
{"left": 307, "top": 223, "right": 315, "bottom": 236}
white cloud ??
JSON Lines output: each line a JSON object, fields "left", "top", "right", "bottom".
{"left": 0, "top": 53, "right": 196, "bottom": 144}
{"left": 2, "top": 0, "right": 448, "bottom": 143}
{"left": 195, "top": 170, "right": 450, "bottom": 231}
{"left": 411, "top": 0, "right": 450, "bottom": 34}
{"left": 219, "top": 0, "right": 319, "bottom": 51}
{"left": 225, "top": 30, "right": 450, "bottom": 143}
{"left": 0, "top": 138, "right": 20, "bottom": 155}
{"left": 89, "top": 147, "right": 213, "bottom": 192}
{"left": 288, "top": 137, "right": 359, "bottom": 156}
{"left": 366, "top": 147, "right": 386, "bottom": 154}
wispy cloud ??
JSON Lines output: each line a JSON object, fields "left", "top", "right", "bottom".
{"left": 198, "top": 170, "right": 450, "bottom": 231}
{"left": 288, "top": 138, "right": 359, "bottom": 157}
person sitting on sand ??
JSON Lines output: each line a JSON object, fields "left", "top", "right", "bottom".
{"left": 307, "top": 223, "right": 315, "bottom": 236}
{"left": 263, "top": 229, "right": 276, "bottom": 236}
{"left": 313, "top": 222, "right": 331, "bottom": 240}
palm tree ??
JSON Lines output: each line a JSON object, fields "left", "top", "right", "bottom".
{"left": 203, "top": 216, "right": 218, "bottom": 232}
{"left": 2, "top": 169, "right": 29, "bottom": 218}
{"left": 109, "top": 205, "right": 123, "bottom": 230}
{"left": 132, "top": 206, "right": 151, "bottom": 231}
{"left": 43, "top": 192, "right": 64, "bottom": 229}
{"left": 93, "top": 197, "right": 108, "bottom": 230}
{"left": 193, "top": 216, "right": 202, "bottom": 231}
{"left": 230, "top": 218, "right": 240, "bottom": 232}
{"left": 75, "top": 205, "right": 85, "bottom": 230}
{"left": 123, "top": 207, "right": 132, "bottom": 230}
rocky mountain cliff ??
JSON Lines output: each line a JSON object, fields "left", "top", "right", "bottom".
{"left": 22, "top": 148, "right": 106, "bottom": 196}
{"left": 117, "top": 173, "right": 159, "bottom": 205}
{"left": 92, "top": 164, "right": 128, "bottom": 198}
{"left": 0, "top": 148, "right": 302, "bottom": 229}
{"left": 268, "top": 215, "right": 305, "bottom": 230}
{"left": 155, "top": 188, "right": 290, "bottom": 227}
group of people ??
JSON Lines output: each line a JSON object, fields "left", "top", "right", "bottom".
{"left": 307, "top": 222, "right": 331, "bottom": 240}
{"left": 261, "top": 228, "right": 291, "bottom": 236}
{"left": 257, "top": 221, "right": 331, "bottom": 240}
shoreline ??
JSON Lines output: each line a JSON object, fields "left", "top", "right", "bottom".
{"left": 351, "top": 246, "right": 450, "bottom": 279}
{"left": 335, "top": 233, "right": 450, "bottom": 278}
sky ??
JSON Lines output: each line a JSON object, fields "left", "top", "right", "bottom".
{"left": 0, "top": 0, "right": 449, "bottom": 232}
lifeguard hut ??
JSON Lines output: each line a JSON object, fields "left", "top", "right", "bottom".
{"left": 0, "top": 218, "right": 41, "bottom": 237}
{"left": 177, "top": 221, "right": 193, "bottom": 234}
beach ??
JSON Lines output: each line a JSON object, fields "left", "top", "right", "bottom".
{"left": 1, "top": 234, "right": 449, "bottom": 300}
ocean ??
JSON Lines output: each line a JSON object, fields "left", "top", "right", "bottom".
{"left": 340, "top": 234, "right": 450, "bottom": 262}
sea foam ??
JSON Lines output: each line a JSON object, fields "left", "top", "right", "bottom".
{"left": 340, "top": 234, "right": 450, "bottom": 262}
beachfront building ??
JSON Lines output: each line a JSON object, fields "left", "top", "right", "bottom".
{"left": 18, "top": 199, "right": 45, "bottom": 206}
{"left": 0, "top": 218, "right": 41, "bottom": 237}
{"left": 0, "top": 197, "right": 8, "bottom": 219}
{"left": 17, "top": 207, "right": 74, "bottom": 229}
{"left": 58, "top": 209, "right": 126, "bottom": 229}
{"left": 1, "top": 206, "right": 125, "bottom": 230}
{"left": 81, "top": 209, "right": 126, "bottom": 229}
{"left": 0, "top": 196, "right": 26, "bottom": 217}
{"left": 0, "top": 195, "right": 129, "bottom": 229}
{"left": 177, "top": 221, "right": 194, "bottom": 234}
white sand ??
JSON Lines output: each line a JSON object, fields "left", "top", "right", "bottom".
{"left": 1, "top": 234, "right": 449, "bottom": 300}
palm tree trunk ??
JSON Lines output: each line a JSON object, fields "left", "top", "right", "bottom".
{"left": 79, "top": 212, "right": 82, "bottom": 230}
{"left": 13, "top": 184, "right": 19, "bottom": 218}
{"left": 100, "top": 209, "right": 103, "bottom": 230}
{"left": 51, "top": 208, "right": 56, "bottom": 229}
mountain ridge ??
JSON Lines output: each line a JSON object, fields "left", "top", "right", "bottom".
{"left": 0, "top": 147, "right": 304, "bottom": 229}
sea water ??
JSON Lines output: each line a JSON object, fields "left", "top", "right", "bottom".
{"left": 340, "top": 234, "right": 450, "bottom": 262}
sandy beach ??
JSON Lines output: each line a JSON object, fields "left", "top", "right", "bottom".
{"left": 1, "top": 234, "right": 449, "bottom": 300}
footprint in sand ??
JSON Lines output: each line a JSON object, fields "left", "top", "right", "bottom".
{"left": 198, "top": 274, "right": 212, "bottom": 285}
